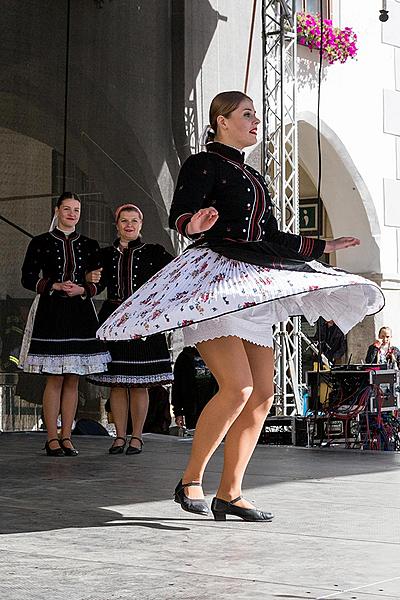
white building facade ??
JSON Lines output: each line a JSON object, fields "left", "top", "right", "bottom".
{"left": 186, "top": 0, "right": 400, "bottom": 360}
{"left": 296, "top": 0, "right": 400, "bottom": 359}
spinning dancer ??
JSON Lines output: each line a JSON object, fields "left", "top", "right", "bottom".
{"left": 98, "top": 91, "right": 384, "bottom": 520}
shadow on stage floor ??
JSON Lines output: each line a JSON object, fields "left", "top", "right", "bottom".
{"left": 1, "top": 431, "right": 400, "bottom": 537}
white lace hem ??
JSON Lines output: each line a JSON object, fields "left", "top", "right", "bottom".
{"left": 88, "top": 373, "right": 174, "bottom": 385}
{"left": 20, "top": 352, "right": 111, "bottom": 375}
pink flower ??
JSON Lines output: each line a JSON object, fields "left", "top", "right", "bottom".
{"left": 297, "top": 12, "right": 358, "bottom": 65}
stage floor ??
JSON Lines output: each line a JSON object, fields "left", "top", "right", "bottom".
{"left": 1, "top": 433, "right": 400, "bottom": 600}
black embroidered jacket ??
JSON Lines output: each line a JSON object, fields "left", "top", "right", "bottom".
{"left": 95, "top": 239, "right": 173, "bottom": 305}
{"left": 21, "top": 229, "right": 101, "bottom": 297}
{"left": 169, "top": 142, "right": 325, "bottom": 261}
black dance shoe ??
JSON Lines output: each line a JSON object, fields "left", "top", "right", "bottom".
{"left": 174, "top": 479, "right": 210, "bottom": 516}
{"left": 211, "top": 496, "right": 274, "bottom": 522}
{"left": 109, "top": 437, "right": 127, "bottom": 455}
{"left": 59, "top": 438, "right": 79, "bottom": 457}
{"left": 126, "top": 436, "right": 143, "bottom": 455}
{"left": 44, "top": 438, "right": 65, "bottom": 457}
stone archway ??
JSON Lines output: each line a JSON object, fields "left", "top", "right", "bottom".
{"left": 297, "top": 112, "right": 385, "bottom": 361}
{"left": 298, "top": 111, "right": 381, "bottom": 275}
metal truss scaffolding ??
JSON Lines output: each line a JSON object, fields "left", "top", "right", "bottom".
{"left": 262, "top": 0, "right": 301, "bottom": 416}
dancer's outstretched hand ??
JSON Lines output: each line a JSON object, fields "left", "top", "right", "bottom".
{"left": 186, "top": 207, "right": 219, "bottom": 235}
{"left": 324, "top": 237, "right": 360, "bottom": 253}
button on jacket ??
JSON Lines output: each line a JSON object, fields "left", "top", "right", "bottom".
{"left": 21, "top": 229, "right": 101, "bottom": 297}
{"left": 95, "top": 239, "right": 173, "bottom": 316}
{"left": 169, "top": 142, "right": 325, "bottom": 261}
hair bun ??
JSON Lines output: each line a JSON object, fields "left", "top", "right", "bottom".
{"left": 200, "top": 124, "right": 215, "bottom": 146}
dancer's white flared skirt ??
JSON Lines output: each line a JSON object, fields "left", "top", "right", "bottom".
{"left": 97, "top": 247, "right": 384, "bottom": 344}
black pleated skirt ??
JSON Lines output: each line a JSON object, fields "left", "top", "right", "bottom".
{"left": 88, "top": 300, "right": 173, "bottom": 388}
{"left": 22, "top": 293, "right": 111, "bottom": 375}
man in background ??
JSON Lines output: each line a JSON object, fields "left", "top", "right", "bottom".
{"left": 314, "top": 318, "right": 347, "bottom": 366}
{"left": 171, "top": 346, "right": 217, "bottom": 429}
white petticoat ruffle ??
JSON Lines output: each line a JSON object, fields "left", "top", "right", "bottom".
{"left": 97, "top": 247, "right": 385, "bottom": 343}
{"left": 23, "top": 352, "right": 111, "bottom": 375}
{"left": 183, "top": 310, "right": 275, "bottom": 347}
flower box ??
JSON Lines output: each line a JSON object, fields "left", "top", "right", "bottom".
{"left": 297, "top": 12, "right": 358, "bottom": 65}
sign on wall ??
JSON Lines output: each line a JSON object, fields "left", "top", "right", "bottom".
{"left": 299, "top": 198, "right": 321, "bottom": 236}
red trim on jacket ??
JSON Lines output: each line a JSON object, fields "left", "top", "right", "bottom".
{"left": 176, "top": 213, "right": 193, "bottom": 236}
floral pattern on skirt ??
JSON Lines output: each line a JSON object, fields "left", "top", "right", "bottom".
{"left": 97, "top": 247, "right": 384, "bottom": 342}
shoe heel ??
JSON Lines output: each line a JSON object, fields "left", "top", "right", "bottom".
{"left": 174, "top": 480, "right": 210, "bottom": 516}
{"left": 44, "top": 439, "right": 64, "bottom": 457}
{"left": 212, "top": 511, "right": 226, "bottom": 521}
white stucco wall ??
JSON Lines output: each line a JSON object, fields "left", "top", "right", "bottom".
{"left": 297, "top": 0, "right": 400, "bottom": 343}
{"left": 186, "top": 0, "right": 263, "bottom": 153}
{"left": 189, "top": 1, "right": 400, "bottom": 274}
{"left": 298, "top": 113, "right": 382, "bottom": 273}
{"left": 297, "top": 0, "right": 400, "bottom": 269}
{"left": 186, "top": 0, "right": 400, "bottom": 343}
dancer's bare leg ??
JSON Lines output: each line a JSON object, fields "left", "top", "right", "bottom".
{"left": 109, "top": 387, "right": 129, "bottom": 446}
{"left": 182, "top": 336, "right": 253, "bottom": 499}
{"left": 60, "top": 374, "right": 79, "bottom": 448}
{"left": 43, "top": 375, "right": 64, "bottom": 447}
{"left": 217, "top": 342, "right": 274, "bottom": 508}
{"left": 129, "top": 388, "right": 149, "bottom": 449}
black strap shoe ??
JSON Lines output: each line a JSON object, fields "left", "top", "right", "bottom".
{"left": 126, "top": 437, "right": 143, "bottom": 455}
{"left": 211, "top": 496, "right": 274, "bottom": 522}
{"left": 109, "top": 436, "right": 127, "bottom": 454}
{"left": 59, "top": 438, "right": 79, "bottom": 457}
{"left": 174, "top": 479, "right": 210, "bottom": 516}
{"left": 44, "top": 438, "right": 65, "bottom": 457}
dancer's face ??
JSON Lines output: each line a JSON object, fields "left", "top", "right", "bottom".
{"left": 56, "top": 198, "right": 81, "bottom": 230}
{"left": 216, "top": 100, "right": 260, "bottom": 150}
{"left": 117, "top": 210, "right": 143, "bottom": 242}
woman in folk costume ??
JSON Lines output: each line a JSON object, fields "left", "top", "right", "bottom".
{"left": 20, "top": 192, "right": 110, "bottom": 456}
{"left": 87, "top": 204, "right": 173, "bottom": 455}
{"left": 98, "top": 91, "right": 384, "bottom": 521}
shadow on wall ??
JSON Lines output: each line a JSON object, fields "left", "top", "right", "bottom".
{"left": 171, "top": 0, "right": 223, "bottom": 162}
{"left": 0, "top": 0, "right": 221, "bottom": 248}
{"left": 297, "top": 44, "right": 329, "bottom": 90}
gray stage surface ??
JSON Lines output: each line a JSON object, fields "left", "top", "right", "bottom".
{"left": 1, "top": 432, "right": 400, "bottom": 600}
